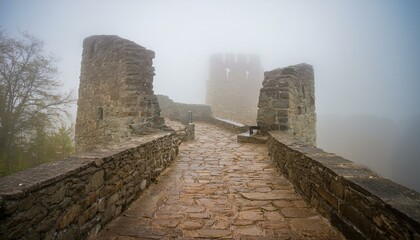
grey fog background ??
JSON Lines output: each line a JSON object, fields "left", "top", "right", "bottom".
{"left": 1, "top": 0, "right": 420, "bottom": 191}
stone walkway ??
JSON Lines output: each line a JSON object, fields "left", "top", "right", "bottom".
{"left": 96, "top": 122, "right": 344, "bottom": 239}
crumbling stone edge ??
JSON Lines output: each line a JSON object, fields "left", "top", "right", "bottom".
{"left": 268, "top": 131, "right": 420, "bottom": 240}
{"left": 210, "top": 117, "right": 248, "bottom": 134}
{"left": 0, "top": 132, "right": 179, "bottom": 240}
{"left": 157, "top": 94, "right": 213, "bottom": 124}
{"left": 157, "top": 94, "right": 248, "bottom": 134}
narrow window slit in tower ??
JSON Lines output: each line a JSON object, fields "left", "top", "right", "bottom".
{"left": 97, "top": 107, "right": 104, "bottom": 121}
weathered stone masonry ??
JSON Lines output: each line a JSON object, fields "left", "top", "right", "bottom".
{"left": 268, "top": 133, "right": 420, "bottom": 239}
{"left": 157, "top": 94, "right": 248, "bottom": 135}
{"left": 157, "top": 94, "right": 213, "bottom": 124}
{"left": 2, "top": 35, "right": 419, "bottom": 240}
{"left": 257, "top": 64, "right": 420, "bottom": 239}
{"left": 257, "top": 63, "right": 316, "bottom": 146}
{"left": 75, "top": 35, "right": 165, "bottom": 153}
{"left": 0, "top": 133, "right": 179, "bottom": 240}
{"left": 259, "top": 63, "right": 420, "bottom": 239}
{"left": 0, "top": 35, "right": 181, "bottom": 240}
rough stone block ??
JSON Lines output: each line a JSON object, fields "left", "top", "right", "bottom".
{"left": 317, "top": 186, "right": 339, "bottom": 210}
{"left": 59, "top": 204, "right": 81, "bottom": 229}
{"left": 17, "top": 195, "right": 34, "bottom": 211}
{"left": 330, "top": 211, "right": 366, "bottom": 240}
{"left": 46, "top": 187, "right": 66, "bottom": 205}
{"left": 329, "top": 178, "right": 344, "bottom": 199}
{"left": 343, "top": 188, "right": 374, "bottom": 218}
{"left": 90, "top": 170, "right": 104, "bottom": 191}
{"left": 257, "top": 63, "right": 316, "bottom": 145}
{"left": 107, "top": 192, "right": 119, "bottom": 206}
{"left": 338, "top": 203, "right": 371, "bottom": 235}
{"left": 272, "top": 99, "right": 290, "bottom": 108}
{"left": 276, "top": 109, "right": 289, "bottom": 118}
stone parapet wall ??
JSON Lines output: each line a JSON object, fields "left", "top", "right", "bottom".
{"left": 157, "top": 95, "right": 213, "bottom": 124}
{"left": 268, "top": 131, "right": 420, "bottom": 240}
{"left": 211, "top": 117, "right": 248, "bottom": 134}
{"left": 0, "top": 132, "right": 179, "bottom": 240}
{"left": 157, "top": 94, "right": 250, "bottom": 137}
{"left": 257, "top": 63, "right": 316, "bottom": 145}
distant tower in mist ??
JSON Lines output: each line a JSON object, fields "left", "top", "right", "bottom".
{"left": 206, "top": 54, "right": 263, "bottom": 125}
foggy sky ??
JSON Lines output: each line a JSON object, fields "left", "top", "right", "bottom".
{"left": 2, "top": 0, "right": 419, "bottom": 118}
{"left": 1, "top": 0, "right": 420, "bottom": 190}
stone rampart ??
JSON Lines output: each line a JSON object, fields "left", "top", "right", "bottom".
{"left": 157, "top": 94, "right": 213, "bottom": 124}
{"left": 257, "top": 63, "right": 316, "bottom": 145}
{"left": 0, "top": 133, "right": 179, "bottom": 240}
{"left": 268, "top": 132, "right": 420, "bottom": 239}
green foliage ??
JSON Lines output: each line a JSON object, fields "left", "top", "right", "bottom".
{"left": 0, "top": 29, "right": 75, "bottom": 176}
{"left": 47, "top": 125, "right": 75, "bottom": 161}
{"left": 0, "top": 124, "right": 75, "bottom": 176}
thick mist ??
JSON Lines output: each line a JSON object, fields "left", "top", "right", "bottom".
{"left": 318, "top": 114, "right": 420, "bottom": 191}
{"left": 1, "top": 0, "right": 419, "bottom": 190}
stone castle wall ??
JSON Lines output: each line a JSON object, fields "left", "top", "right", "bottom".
{"left": 257, "top": 63, "right": 316, "bottom": 145}
{"left": 75, "top": 35, "right": 165, "bottom": 153}
{"left": 157, "top": 94, "right": 213, "bottom": 124}
{"left": 206, "top": 54, "right": 263, "bottom": 125}
{"left": 0, "top": 35, "right": 182, "bottom": 240}
{"left": 157, "top": 94, "right": 249, "bottom": 133}
{"left": 268, "top": 132, "right": 420, "bottom": 239}
{"left": 259, "top": 63, "right": 420, "bottom": 239}
{"left": 0, "top": 133, "right": 179, "bottom": 240}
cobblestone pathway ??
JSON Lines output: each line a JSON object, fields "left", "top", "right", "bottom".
{"left": 97, "top": 122, "right": 344, "bottom": 239}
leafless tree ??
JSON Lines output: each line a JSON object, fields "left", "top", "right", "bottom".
{"left": 0, "top": 30, "right": 75, "bottom": 164}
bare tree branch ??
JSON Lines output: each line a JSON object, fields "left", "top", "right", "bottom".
{"left": 0, "top": 30, "right": 76, "bottom": 159}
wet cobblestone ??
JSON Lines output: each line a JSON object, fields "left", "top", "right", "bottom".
{"left": 96, "top": 122, "right": 344, "bottom": 239}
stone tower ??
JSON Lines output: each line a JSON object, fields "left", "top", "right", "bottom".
{"left": 257, "top": 63, "right": 316, "bottom": 145}
{"left": 75, "top": 35, "right": 165, "bottom": 153}
{"left": 206, "top": 54, "right": 263, "bottom": 125}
